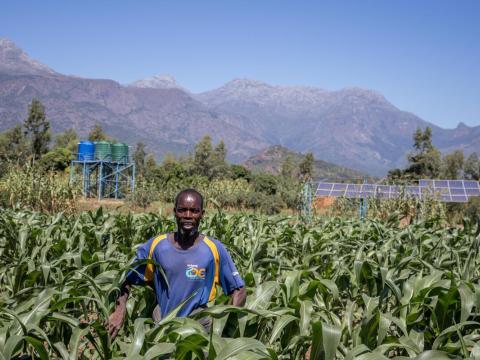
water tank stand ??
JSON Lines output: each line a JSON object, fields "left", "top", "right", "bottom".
{"left": 69, "top": 159, "right": 136, "bottom": 200}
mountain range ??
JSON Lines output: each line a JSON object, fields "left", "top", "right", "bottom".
{"left": 0, "top": 37, "right": 478, "bottom": 176}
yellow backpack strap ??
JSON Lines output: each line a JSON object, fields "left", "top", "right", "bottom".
{"left": 144, "top": 234, "right": 167, "bottom": 282}
{"left": 203, "top": 236, "right": 220, "bottom": 301}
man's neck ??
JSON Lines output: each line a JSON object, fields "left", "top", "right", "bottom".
{"left": 173, "top": 230, "right": 200, "bottom": 250}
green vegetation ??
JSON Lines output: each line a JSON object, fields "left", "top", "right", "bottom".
{"left": 244, "top": 145, "right": 365, "bottom": 181}
{"left": 1, "top": 101, "right": 480, "bottom": 220}
{"left": 388, "top": 127, "right": 479, "bottom": 182}
{"left": 129, "top": 135, "right": 304, "bottom": 214}
{"left": 1, "top": 209, "right": 480, "bottom": 359}
{"left": 2, "top": 99, "right": 480, "bottom": 359}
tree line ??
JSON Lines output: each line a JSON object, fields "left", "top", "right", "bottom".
{"left": 387, "top": 127, "right": 480, "bottom": 181}
{"left": 0, "top": 99, "right": 315, "bottom": 214}
{"left": 1, "top": 99, "right": 479, "bottom": 216}
{"left": 130, "top": 133, "right": 314, "bottom": 212}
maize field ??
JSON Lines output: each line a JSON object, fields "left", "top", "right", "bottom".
{"left": 1, "top": 207, "right": 480, "bottom": 359}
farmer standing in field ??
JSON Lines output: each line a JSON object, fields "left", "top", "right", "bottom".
{"left": 108, "top": 188, "right": 246, "bottom": 338}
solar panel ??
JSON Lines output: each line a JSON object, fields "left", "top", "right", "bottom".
{"left": 317, "top": 183, "right": 333, "bottom": 191}
{"left": 316, "top": 189, "right": 331, "bottom": 196}
{"left": 464, "top": 180, "right": 480, "bottom": 195}
{"left": 314, "top": 179, "right": 480, "bottom": 203}
{"left": 331, "top": 190, "right": 347, "bottom": 197}
{"left": 466, "top": 188, "right": 480, "bottom": 196}
{"left": 435, "top": 180, "right": 449, "bottom": 188}
{"left": 451, "top": 195, "right": 469, "bottom": 203}
{"left": 450, "top": 188, "right": 465, "bottom": 195}
{"left": 333, "top": 183, "right": 347, "bottom": 191}
{"left": 465, "top": 180, "right": 479, "bottom": 188}
{"left": 451, "top": 180, "right": 464, "bottom": 188}
{"left": 418, "top": 179, "right": 480, "bottom": 201}
{"left": 419, "top": 180, "right": 433, "bottom": 187}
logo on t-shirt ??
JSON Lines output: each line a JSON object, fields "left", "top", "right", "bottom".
{"left": 185, "top": 264, "right": 206, "bottom": 280}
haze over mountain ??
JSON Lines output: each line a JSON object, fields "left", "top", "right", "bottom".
{"left": 0, "top": 38, "right": 478, "bottom": 175}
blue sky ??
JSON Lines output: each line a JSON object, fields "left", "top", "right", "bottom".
{"left": 1, "top": 0, "right": 479, "bottom": 128}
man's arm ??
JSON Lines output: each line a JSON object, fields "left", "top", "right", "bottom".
{"left": 230, "top": 287, "right": 247, "bottom": 307}
{"left": 108, "top": 282, "right": 130, "bottom": 339}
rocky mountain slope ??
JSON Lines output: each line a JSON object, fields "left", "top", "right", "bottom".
{"left": 0, "top": 39, "right": 268, "bottom": 161}
{"left": 0, "top": 38, "right": 478, "bottom": 175}
{"left": 197, "top": 79, "right": 480, "bottom": 175}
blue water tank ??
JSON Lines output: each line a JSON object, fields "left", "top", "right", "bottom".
{"left": 77, "top": 141, "right": 95, "bottom": 161}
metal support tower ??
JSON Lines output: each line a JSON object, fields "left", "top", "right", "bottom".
{"left": 359, "top": 197, "right": 368, "bottom": 219}
{"left": 358, "top": 178, "right": 369, "bottom": 219}
{"left": 70, "top": 159, "right": 136, "bottom": 199}
{"left": 302, "top": 181, "right": 313, "bottom": 223}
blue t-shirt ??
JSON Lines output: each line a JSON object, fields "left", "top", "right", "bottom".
{"left": 126, "top": 233, "right": 245, "bottom": 318}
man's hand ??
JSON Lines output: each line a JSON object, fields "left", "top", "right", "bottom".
{"left": 107, "top": 283, "right": 130, "bottom": 340}
{"left": 108, "top": 304, "right": 126, "bottom": 339}
{"left": 230, "top": 287, "right": 247, "bottom": 307}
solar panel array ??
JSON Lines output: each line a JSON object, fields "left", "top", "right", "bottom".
{"left": 315, "top": 180, "right": 480, "bottom": 203}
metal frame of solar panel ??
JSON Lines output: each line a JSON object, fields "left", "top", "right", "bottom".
{"left": 315, "top": 180, "right": 480, "bottom": 203}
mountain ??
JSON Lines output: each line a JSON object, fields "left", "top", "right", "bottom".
{"left": 244, "top": 145, "right": 365, "bottom": 180}
{"left": 128, "top": 74, "right": 186, "bottom": 92}
{"left": 0, "top": 39, "right": 269, "bottom": 162}
{"left": 0, "top": 38, "right": 57, "bottom": 76}
{"left": 0, "top": 39, "right": 479, "bottom": 175}
{"left": 196, "top": 79, "right": 480, "bottom": 175}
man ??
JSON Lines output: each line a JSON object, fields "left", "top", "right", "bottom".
{"left": 108, "top": 188, "right": 246, "bottom": 339}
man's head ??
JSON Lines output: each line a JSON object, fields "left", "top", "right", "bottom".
{"left": 174, "top": 189, "right": 204, "bottom": 235}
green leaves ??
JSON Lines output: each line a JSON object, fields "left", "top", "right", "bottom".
{"left": 310, "top": 322, "right": 342, "bottom": 360}
{"left": 2, "top": 209, "right": 480, "bottom": 358}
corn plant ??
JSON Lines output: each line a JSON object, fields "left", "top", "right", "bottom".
{"left": 1, "top": 208, "right": 480, "bottom": 359}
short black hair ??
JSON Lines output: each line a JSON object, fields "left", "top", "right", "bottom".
{"left": 174, "top": 188, "right": 204, "bottom": 210}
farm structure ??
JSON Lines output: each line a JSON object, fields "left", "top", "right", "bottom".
{"left": 69, "top": 141, "right": 135, "bottom": 200}
{"left": 303, "top": 179, "right": 480, "bottom": 218}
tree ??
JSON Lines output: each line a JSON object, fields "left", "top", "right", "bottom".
{"left": 144, "top": 154, "right": 157, "bottom": 179}
{"left": 0, "top": 125, "right": 28, "bottom": 174}
{"left": 159, "top": 153, "right": 188, "bottom": 183}
{"left": 441, "top": 150, "right": 464, "bottom": 179}
{"left": 55, "top": 128, "right": 78, "bottom": 153}
{"left": 413, "top": 127, "right": 434, "bottom": 152}
{"left": 253, "top": 173, "right": 278, "bottom": 195}
{"left": 39, "top": 148, "right": 71, "bottom": 171}
{"left": 230, "top": 164, "right": 251, "bottom": 180}
{"left": 133, "top": 142, "right": 147, "bottom": 177}
{"left": 24, "top": 99, "right": 51, "bottom": 160}
{"left": 194, "top": 135, "right": 213, "bottom": 177}
{"left": 387, "top": 168, "right": 404, "bottom": 182}
{"left": 464, "top": 153, "right": 480, "bottom": 180}
{"left": 299, "top": 152, "right": 314, "bottom": 181}
{"left": 404, "top": 127, "right": 441, "bottom": 179}
{"left": 281, "top": 155, "right": 295, "bottom": 179}
{"left": 88, "top": 124, "right": 109, "bottom": 142}
{"left": 210, "top": 140, "right": 228, "bottom": 178}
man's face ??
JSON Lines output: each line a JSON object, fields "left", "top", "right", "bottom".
{"left": 174, "top": 193, "right": 204, "bottom": 235}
